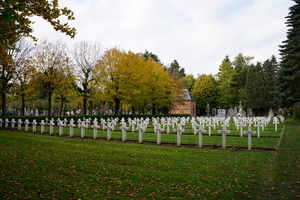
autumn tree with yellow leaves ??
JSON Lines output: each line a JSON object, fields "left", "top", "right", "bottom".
{"left": 31, "top": 39, "right": 75, "bottom": 115}
{"left": 99, "top": 48, "right": 141, "bottom": 114}
{"left": 99, "top": 48, "right": 180, "bottom": 114}
{"left": 191, "top": 74, "right": 218, "bottom": 115}
{"left": 0, "top": 0, "right": 76, "bottom": 115}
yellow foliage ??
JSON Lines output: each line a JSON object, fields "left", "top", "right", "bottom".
{"left": 99, "top": 47, "right": 178, "bottom": 111}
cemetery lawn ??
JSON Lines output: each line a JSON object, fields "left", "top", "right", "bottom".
{"left": 0, "top": 119, "right": 298, "bottom": 199}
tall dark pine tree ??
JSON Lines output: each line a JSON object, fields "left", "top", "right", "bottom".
{"left": 142, "top": 50, "right": 162, "bottom": 65}
{"left": 263, "top": 56, "right": 279, "bottom": 109}
{"left": 231, "top": 53, "right": 253, "bottom": 106}
{"left": 278, "top": 1, "right": 300, "bottom": 107}
{"left": 245, "top": 62, "right": 265, "bottom": 115}
{"left": 168, "top": 60, "right": 186, "bottom": 78}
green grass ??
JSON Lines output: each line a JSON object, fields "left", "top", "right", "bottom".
{"left": 1, "top": 118, "right": 297, "bottom": 199}
{"left": 0, "top": 131, "right": 274, "bottom": 199}
{"left": 259, "top": 119, "right": 300, "bottom": 199}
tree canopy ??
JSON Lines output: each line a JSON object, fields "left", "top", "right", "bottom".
{"left": 0, "top": 0, "right": 76, "bottom": 116}
{"left": 191, "top": 74, "right": 218, "bottom": 115}
{"left": 0, "top": 0, "right": 76, "bottom": 62}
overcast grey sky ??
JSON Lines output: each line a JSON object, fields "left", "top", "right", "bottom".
{"left": 32, "top": 0, "right": 294, "bottom": 76}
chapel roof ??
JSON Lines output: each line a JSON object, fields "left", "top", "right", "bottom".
{"left": 182, "top": 89, "right": 196, "bottom": 102}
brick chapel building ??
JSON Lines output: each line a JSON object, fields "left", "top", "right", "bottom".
{"left": 169, "top": 89, "right": 196, "bottom": 116}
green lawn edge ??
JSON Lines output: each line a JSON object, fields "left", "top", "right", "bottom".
{"left": 259, "top": 118, "right": 300, "bottom": 199}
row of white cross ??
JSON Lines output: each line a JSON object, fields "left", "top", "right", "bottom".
{"left": 0, "top": 116, "right": 283, "bottom": 151}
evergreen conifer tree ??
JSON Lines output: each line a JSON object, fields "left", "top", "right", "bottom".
{"left": 278, "top": 0, "right": 300, "bottom": 106}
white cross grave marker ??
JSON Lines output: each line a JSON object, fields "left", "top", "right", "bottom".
{"left": 155, "top": 124, "right": 164, "bottom": 145}
{"left": 191, "top": 121, "right": 198, "bottom": 135}
{"left": 254, "top": 122, "right": 263, "bottom": 138}
{"left": 49, "top": 119, "right": 55, "bottom": 135}
{"left": 243, "top": 126, "right": 256, "bottom": 151}
{"left": 68, "top": 119, "right": 76, "bottom": 137}
{"left": 195, "top": 125, "right": 207, "bottom": 148}
{"left": 137, "top": 124, "right": 144, "bottom": 143}
{"left": 120, "top": 123, "right": 129, "bottom": 142}
{"left": 218, "top": 125, "right": 231, "bottom": 150}
{"left": 92, "top": 121, "right": 100, "bottom": 139}
{"left": 32, "top": 119, "right": 38, "bottom": 133}
{"left": 11, "top": 119, "right": 16, "bottom": 129}
{"left": 5, "top": 118, "right": 9, "bottom": 128}
{"left": 106, "top": 122, "right": 114, "bottom": 141}
{"left": 206, "top": 121, "right": 214, "bottom": 136}
{"left": 17, "top": 119, "right": 22, "bottom": 131}
{"left": 40, "top": 120, "right": 46, "bottom": 133}
{"left": 261, "top": 119, "right": 267, "bottom": 131}
{"left": 58, "top": 120, "right": 65, "bottom": 136}
{"left": 165, "top": 121, "right": 172, "bottom": 134}
{"left": 80, "top": 121, "right": 88, "bottom": 138}
{"left": 24, "top": 119, "right": 30, "bottom": 132}
{"left": 131, "top": 120, "right": 136, "bottom": 132}
{"left": 247, "top": 120, "right": 254, "bottom": 128}
{"left": 174, "top": 124, "right": 184, "bottom": 146}
{"left": 238, "top": 121, "right": 246, "bottom": 137}
{"left": 77, "top": 119, "right": 82, "bottom": 129}
{"left": 273, "top": 118, "right": 280, "bottom": 131}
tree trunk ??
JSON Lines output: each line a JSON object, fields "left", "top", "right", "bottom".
{"left": 89, "top": 101, "right": 93, "bottom": 115}
{"left": 83, "top": 96, "right": 87, "bottom": 115}
{"left": 114, "top": 98, "right": 120, "bottom": 114}
{"left": 1, "top": 91, "right": 6, "bottom": 116}
{"left": 59, "top": 95, "right": 64, "bottom": 116}
{"left": 21, "top": 94, "right": 25, "bottom": 116}
{"left": 151, "top": 103, "right": 156, "bottom": 115}
{"left": 48, "top": 91, "right": 52, "bottom": 116}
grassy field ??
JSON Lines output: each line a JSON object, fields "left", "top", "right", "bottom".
{"left": 0, "top": 118, "right": 298, "bottom": 199}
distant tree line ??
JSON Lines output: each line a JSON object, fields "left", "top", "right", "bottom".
{"left": 186, "top": 53, "right": 280, "bottom": 116}
{"left": 0, "top": 39, "right": 186, "bottom": 116}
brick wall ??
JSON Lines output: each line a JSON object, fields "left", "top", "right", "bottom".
{"left": 169, "top": 101, "right": 196, "bottom": 115}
